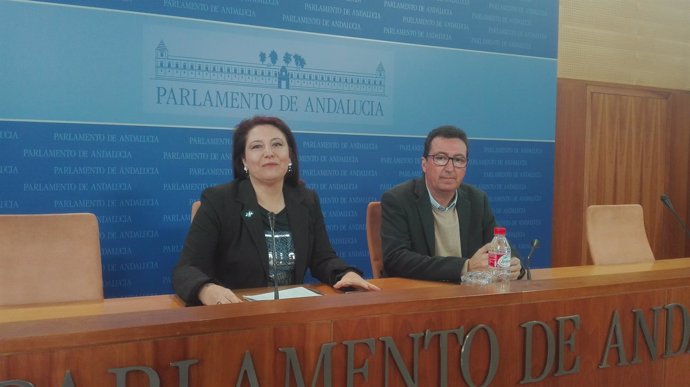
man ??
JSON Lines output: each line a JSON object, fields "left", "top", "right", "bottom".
{"left": 380, "top": 125, "right": 523, "bottom": 282}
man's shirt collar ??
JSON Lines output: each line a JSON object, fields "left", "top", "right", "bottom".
{"left": 427, "top": 188, "right": 458, "bottom": 212}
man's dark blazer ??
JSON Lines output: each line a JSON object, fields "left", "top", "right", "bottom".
{"left": 173, "top": 179, "right": 358, "bottom": 305}
{"left": 380, "top": 178, "right": 499, "bottom": 282}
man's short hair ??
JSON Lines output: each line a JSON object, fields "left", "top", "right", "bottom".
{"left": 423, "top": 125, "right": 469, "bottom": 157}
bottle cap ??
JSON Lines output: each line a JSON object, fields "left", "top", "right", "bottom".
{"left": 493, "top": 227, "right": 506, "bottom": 235}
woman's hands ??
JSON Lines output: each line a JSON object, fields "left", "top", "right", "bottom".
{"left": 198, "top": 283, "right": 243, "bottom": 305}
{"left": 199, "top": 271, "right": 382, "bottom": 305}
{"left": 333, "top": 271, "right": 381, "bottom": 292}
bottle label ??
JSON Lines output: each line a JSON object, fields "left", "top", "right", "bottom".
{"left": 498, "top": 254, "right": 511, "bottom": 269}
{"left": 488, "top": 252, "right": 500, "bottom": 268}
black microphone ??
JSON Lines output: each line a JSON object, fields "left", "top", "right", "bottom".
{"left": 268, "top": 212, "right": 280, "bottom": 300}
{"left": 660, "top": 194, "right": 690, "bottom": 238}
{"left": 524, "top": 239, "right": 539, "bottom": 280}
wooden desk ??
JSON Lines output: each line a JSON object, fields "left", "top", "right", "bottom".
{"left": 2, "top": 259, "right": 690, "bottom": 386}
{"left": 530, "top": 257, "right": 690, "bottom": 280}
{"left": 0, "top": 277, "right": 444, "bottom": 323}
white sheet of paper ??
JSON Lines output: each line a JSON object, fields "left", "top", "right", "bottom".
{"left": 243, "top": 286, "right": 322, "bottom": 302}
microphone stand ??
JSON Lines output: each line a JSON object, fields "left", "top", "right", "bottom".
{"left": 661, "top": 195, "right": 690, "bottom": 239}
{"left": 525, "top": 239, "right": 539, "bottom": 280}
{"left": 268, "top": 212, "right": 280, "bottom": 300}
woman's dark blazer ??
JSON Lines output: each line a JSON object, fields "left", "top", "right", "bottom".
{"left": 172, "top": 179, "right": 357, "bottom": 305}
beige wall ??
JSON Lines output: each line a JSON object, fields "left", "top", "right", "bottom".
{"left": 558, "top": 0, "right": 690, "bottom": 90}
{"left": 554, "top": 1, "right": 690, "bottom": 264}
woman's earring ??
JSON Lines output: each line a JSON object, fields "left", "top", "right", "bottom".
{"left": 243, "top": 166, "right": 248, "bottom": 175}
{"left": 288, "top": 162, "right": 293, "bottom": 173}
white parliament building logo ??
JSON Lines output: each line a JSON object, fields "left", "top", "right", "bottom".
{"left": 152, "top": 41, "right": 389, "bottom": 120}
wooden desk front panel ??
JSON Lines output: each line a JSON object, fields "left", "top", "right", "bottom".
{"left": 663, "top": 286, "right": 690, "bottom": 387}
{"left": 2, "top": 265, "right": 690, "bottom": 386}
{"left": 329, "top": 287, "right": 688, "bottom": 387}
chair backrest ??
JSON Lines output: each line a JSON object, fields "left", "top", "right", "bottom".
{"left": 191, "top": 201, "right": 201, "bottom": 221}
{"left": 366, "top": 201, "right": 383, "bottom": 278}
{"left": 0, "top": 213, "right": 104, "bottom": 306}
{"left": 586, "top": 204, "right": 655, "bottom": 265}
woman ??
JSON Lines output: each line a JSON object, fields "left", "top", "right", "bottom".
{"left": 173, "top": 116, "right": 379, "bottom": 305}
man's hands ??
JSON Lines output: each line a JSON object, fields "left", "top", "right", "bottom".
{"left": 467, "top": 242, "right": 491, "bottom": 272}
{"left": 467, "top": 242, "right": 522, "bottom": 280}
{"left": 508, "top": 257, "right": 522, "bottom": 280}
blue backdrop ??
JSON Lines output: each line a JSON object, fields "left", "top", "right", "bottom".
{"left": 1, "top": 0, "right": 558, "bottom": 297}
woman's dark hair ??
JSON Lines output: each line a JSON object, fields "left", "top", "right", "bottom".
{"left": 232, "top": 116, "right": 300, "bottom": 186}
{"left": 423, "top": 125, "right": 469, "bottom": 159}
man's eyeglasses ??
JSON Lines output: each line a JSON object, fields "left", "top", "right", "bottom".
{"left": 427, "top": 153, "right": 468, "bottom": 168}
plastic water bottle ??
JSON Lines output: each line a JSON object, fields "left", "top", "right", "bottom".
{"left": 488, "top": 227, "right": 512, "bottom": 282}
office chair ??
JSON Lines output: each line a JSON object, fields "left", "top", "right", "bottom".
{"left": 586, "top": 204, "right": 655, "bottom": 265}
{"left": 366, "top": 201, "right": 383, "bottom": 278}
{"left": 0, "top": 213, "right": 104, "bottom": 306}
